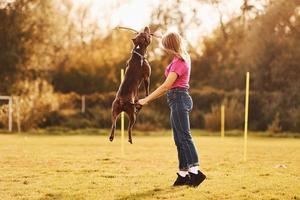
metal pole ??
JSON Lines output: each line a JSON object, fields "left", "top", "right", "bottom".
{"left": 121, "top": 69, "right": 125, "bottom": 155}
{"left": 244, "top": 72, "right": 250, "bottom": 162}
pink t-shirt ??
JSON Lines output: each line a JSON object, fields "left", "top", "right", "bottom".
{"left": 164, "top": 57, "right": 190, "bottom": 89}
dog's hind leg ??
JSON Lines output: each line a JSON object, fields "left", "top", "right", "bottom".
{"left": 127, "top": 111, "right": 136, "bottom": 144}
{"left": 109, "top": 102, "right": 121, "bottom": 142}
{"left": 109, "top": 112, "right": 120, "bottom": 142}
{"left": 143, "top": 77, "right": 150, "bottom": 97}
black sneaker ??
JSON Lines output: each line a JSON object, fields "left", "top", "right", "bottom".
{"left": 188, "top": 170, "right": 206, "bottom": 187}
{"left": 173, "top": 173, "right": 190, "bottom": 186}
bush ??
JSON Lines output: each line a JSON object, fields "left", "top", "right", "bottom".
{"left": 39, "top": 111, "right": 65, "bottom": 128}
{"left": 204, "top": 98, "right": 244, "bottom": 131}
{"left": 268, "top": 112, "right": 282, "bottom": 133}
{"left": 0, "top": 79, "right": 59, "bottom": 131}
{"left": 190, "top": 87, "right": 225, "bottom": 112}
{"left": 283, "top": 107, "right": 300, "bottom": 132}
{"left": 0, "top": 104, "right": 8, "bottom": 129}
{"left": 137, "top": 107, "right": 169, "bottom": 130}
{"left": 3, "top": 87, "right": 299, "bottom": 132}
{"left": 190, "top": 110, "right": 205, "bottom": 129}
{"left": 204, "top": 104, "right": 220, "bottom": 131}
{"left": 224, "top": 98, "right": 244, "bottom": 130}
{"left": 63, "top": 117, "right": 95, "bottom": 129}
{"left": 88, "top": 106, "right": 112, "bottom": 128}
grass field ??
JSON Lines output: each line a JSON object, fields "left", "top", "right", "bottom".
{"left": 1, "top": 131, "right": 300, "bottom": 200}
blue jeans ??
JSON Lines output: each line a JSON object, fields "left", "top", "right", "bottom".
{"left": 167, "top": 88, "right": 199, "bottom": 171}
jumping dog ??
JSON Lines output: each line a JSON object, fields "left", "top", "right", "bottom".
{"left": 109, "top": 26, "right": 160, "bottom": 144}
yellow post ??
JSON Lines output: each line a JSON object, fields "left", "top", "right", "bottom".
{"left": 221, "top": 104, "right": 225, "bottom": 138}
{"left": 244, "top": 72, "right": 250, "bottom": 162}
{"left": 121, "top": 69, "right": 125, "bottom": 156}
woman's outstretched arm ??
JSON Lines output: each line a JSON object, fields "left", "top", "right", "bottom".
{"left": 138, "top": 72, "right": 177, "bottom": 105}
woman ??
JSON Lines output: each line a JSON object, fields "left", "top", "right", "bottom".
{"left": 138, "top": 32, "right": 206, "bottom": 187}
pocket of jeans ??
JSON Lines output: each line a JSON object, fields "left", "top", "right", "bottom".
{"left": 167, "top": 93, "right": 177, "bottom": 102}
{"left": 182, "top": 96, "right": 192, "bottom": 112}
{"left": 167, "top": 95, "right": 175, "bottom": 107}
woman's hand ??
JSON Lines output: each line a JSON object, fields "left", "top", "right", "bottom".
{"left": 138, "top": 98, "right": 148, "bottom": 106}
{"left": 137, "top": 72, "right": 177, "bottom": 106}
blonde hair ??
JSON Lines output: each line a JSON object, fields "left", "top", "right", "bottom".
{"left": 161, "top": 32, "right": 190, "bottom": 64}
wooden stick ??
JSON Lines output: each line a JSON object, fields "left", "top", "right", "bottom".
{"left": 150, "top": 33, "right": 162, "bottom": 38}
{"left": 115, "top": 26, "right": 139, "bottom": 34}
{"left": 115, "top": 26, "right": 162, "bottom": 38}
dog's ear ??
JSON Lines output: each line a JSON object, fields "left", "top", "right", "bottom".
{"left": 132, "top": 38, "right": 137, "bottom": 45}
{"left": 144, "top": 26, "right": 150, "bottom": 34}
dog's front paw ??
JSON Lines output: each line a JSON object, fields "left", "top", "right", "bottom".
{"left": 135, "top": 103, "right": 143, "bottom": 112}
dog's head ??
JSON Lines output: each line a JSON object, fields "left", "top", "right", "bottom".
{"left": 132, "top": 26, "right": 152, "bottom": 48}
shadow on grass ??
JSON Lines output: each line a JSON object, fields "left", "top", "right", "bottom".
{"left": 115, "top": 186, "right": 212, "bottom": 200}
{"left": 115, "top": 186, "right": 176, "bottom": 200}
{"left": 39, "top": 192, "right": 86, "bottom": 200}
{"left": 39, "top": 192, "right": 63, "bottom": 200}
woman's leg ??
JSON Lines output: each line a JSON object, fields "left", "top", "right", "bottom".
{"left": 168, "top": 91, "right": 205, "bottom": 186}
{"left": 172, "top": 101, "right": 206, "bottom": 187}
{"left": 171, "top": 106, "right": 199, "bottom": 168}
{"left": 171, "top": 111, "right": 190, "bottom": 186}
{"left": 170, "top": 111, "right": 189, "bottom": 171}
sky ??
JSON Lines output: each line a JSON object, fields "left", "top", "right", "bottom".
{"left": 1, "top": 0, "right": 265, "bottom": 41}
{"left": 70, "top": 0, "right": 249, "bottom": 42}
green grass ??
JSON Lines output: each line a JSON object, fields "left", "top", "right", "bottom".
{"left": 2, "top": 128, "right": 299, "bottom": 138}
{"left": 0, "top": 132, "right": 300, "bottom": 200}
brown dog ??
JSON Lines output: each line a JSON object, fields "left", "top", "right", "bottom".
{"left": 109, "top": 26, "right": 152, "bottom": 144}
